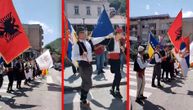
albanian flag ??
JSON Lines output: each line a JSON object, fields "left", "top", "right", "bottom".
{"left": 168, "top": 10, "right": 183, "bottom": 51}
{"left": 0, "top": 0, "right": 30, "bottom": 64}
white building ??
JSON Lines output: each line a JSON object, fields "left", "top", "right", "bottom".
{"left": 65, "top": 0, "right": 110, "bottom": 19}
{"left": 65, "top": 0, "right": 126, "bottom": 31}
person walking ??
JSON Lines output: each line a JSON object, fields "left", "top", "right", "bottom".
{"left": 72, "top": 27, "right": 109, "bottom": 107}
{"left": 100, "top": 28, "right": 124, "bottom": 99}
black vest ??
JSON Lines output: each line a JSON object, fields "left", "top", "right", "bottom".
{"left": 99, "top": 38, "right": 115, "bottom": 52}
{"left": 77, "top": 40, "right": 94, "bottom": 56}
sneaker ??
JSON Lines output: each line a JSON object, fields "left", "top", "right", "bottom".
{"left": 115, "top": 91, "right": 123, "bottom": 99}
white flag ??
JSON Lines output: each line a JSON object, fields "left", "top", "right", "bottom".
{"left": 36, "top": 50, "right": 53, "bottom": 70}
{"left": 172, "top": 49, "right": 189, "bottom": 77}
{"left": 190, "top": 41, "right": 193, "bottom": 67}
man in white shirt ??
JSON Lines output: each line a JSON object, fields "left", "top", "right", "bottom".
{"left": 152, "top": 45, "right": 166, "bottom": 88}
{"left": 135, "top": 45, "right": 148, "bottom": 104}
{"left": 72, "top": 27, "right": 109, "bottom": 107}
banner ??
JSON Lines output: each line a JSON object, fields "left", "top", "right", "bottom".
{"left": 36, "top": 50, "right": 53, "bottom": 70}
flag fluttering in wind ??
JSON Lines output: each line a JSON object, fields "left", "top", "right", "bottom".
{"left": 0, "top": 0, "right": 30, "bottom": 64}
{"left": 92, "top": 9, "right": 114, "bottom": 37}
{"left": 67, "top": 20, "right": 78, "bottom": 60}
{"left": 168, "top": 10, "right": 190, "bottom": 77}
{"left": 168, "top": 10, "right": 183, "bottom": 51}
{"left": 36, "top": 50, "right": 53, "bottom": 70}
{"left": 148, "top": 32, "right": 159, "bottom": 58}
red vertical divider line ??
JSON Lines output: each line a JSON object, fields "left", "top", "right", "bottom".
{"left": 126, "top": 0, "right": 130, "bottom": 110}
{"left": 62, "top": 0, "right": 65, "bottom": 109}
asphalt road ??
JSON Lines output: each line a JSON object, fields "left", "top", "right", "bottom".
{"left": 0, "top": 68, "right": 61, "bottom": 110}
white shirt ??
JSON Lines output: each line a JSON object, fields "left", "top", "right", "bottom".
{"left": 137, "top": 53, "right": 147, "bottom": 69}
{"left": 155, "top": 52, "right": 162, "bottom": 63}
{"left": 109, "top": 37, "right": 120, "bottom": 53}
{"left": 72, "top": 37, "right": 105, "bottom": 62}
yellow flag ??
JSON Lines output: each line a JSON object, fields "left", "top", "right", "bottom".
{"left": 148, "top": 43, "right": 154, "bottom": 58}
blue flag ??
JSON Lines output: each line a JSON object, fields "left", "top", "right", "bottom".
{"left": 149, "top": 32, "right": 159, "bottom": 50}
{"left": 148, "top": 32, "right": 159, "bottom": 64}
{"left": 67, "top": 19, "right": 78, "bottom": 61}
{"left": 92, "top": 9, "right": 114, "bottom": 37}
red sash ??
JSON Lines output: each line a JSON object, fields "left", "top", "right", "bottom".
{"left": 108, "top": 53, "right": 120, "bottom": 60}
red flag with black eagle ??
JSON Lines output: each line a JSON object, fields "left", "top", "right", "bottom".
{"left": 168, "top": 10, "right": 183, "bottom": 51}
{"left": 0, "top": 0, "right": 30, "bottom": 64}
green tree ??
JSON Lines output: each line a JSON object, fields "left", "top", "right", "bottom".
{"left": 108, "top": 0, "right": 126, "bottom": 15}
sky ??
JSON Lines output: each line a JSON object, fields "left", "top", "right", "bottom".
{"left": 130, "top": 0, "right": 193, "bottom": 18}
{"left": 13, "top": 0, "right": 61, "bottom": 46}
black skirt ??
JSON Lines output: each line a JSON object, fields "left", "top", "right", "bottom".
{"left": 109, "top": 59, "right": 120, "bottom": 73}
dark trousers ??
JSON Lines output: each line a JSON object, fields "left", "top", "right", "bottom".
{"left": 17, "top": 80, "right": 21, "bottom": 88}
{"left": 162, "top": 63, "right": 174, "bottom": 79}
{"left": 152, "top": 64, "right": 161, "bottom": 86}
{"left": 78, "top": 61, "right": 92, "bottom": 102}
{"left": 109, "top": 59, "right": 121, "bottom": 91}
{"left": 72, "top": 64, "right": 77, "bottom": 74}
{"left": 7, "top": 72, "right": 13, "bottom": 91}
{"left": 162, "top": 69, "right": 169, "bottom": 79}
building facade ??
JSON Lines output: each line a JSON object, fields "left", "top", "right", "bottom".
{"left": 65, "top": 0, "right": 126, "bottom": 31}
{"left": 22, "top": 24, "right": 44, "bottom": 58}
{"left": 130, "top": 14, "right": 193, "bottom": 45}
{"left": 65, "top": 0, "right": 110, "bottom": 19}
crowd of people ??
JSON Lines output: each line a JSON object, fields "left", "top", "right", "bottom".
{"left": 134, "top": 44, "right": 181, "bottom": 105}
{"left": 0, "top": 57, "right": 42, "bottom": 95}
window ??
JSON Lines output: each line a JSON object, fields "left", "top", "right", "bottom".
{"left": 74, "top": 6, "right": 79, "bottom": 15}
{"left": 86, "top": 6, "right": 91, "bottom": 15}
{"left": 97, "top": 7, "right": 101, "bottom": 16}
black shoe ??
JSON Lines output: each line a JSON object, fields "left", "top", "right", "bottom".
{"left": 101, "top": 70, "right": 105, "bottom": 73}
{"left": 140, "top": 95, "right": 147, "bottom": 100}
{"left": 135, "top": 98, "right": 143, "bottom": 105}
{"left": 115, "top": 91, "right": 123, "bottom": 99}
{"left": 158, "top": 84, "right": 163, "bottom": 88}
{"left": 6, "top": 90, "right": 11, "bottom": 93}
{"left": 152, "top": 84, "right": 156, "bottom": 87}
{"left": 110, "top": 89, "right": 116, "bottom": 97}
{"left": 80, "top": 101, "right": 90, "bottom": 108}
{"left": 10, "top": 89, "right": 14, "bottom": 92}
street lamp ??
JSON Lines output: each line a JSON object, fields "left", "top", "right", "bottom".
{"left": 82, "top": 18, "right": 86, "bottom": 30}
